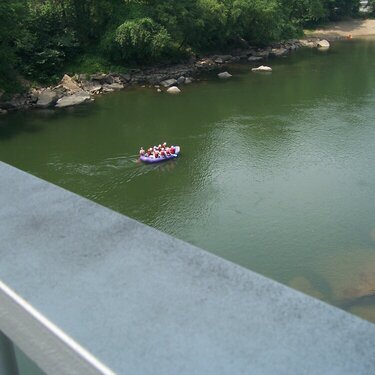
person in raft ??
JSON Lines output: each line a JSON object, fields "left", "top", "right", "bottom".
{"left": 139, "top": 147, "right": 145, "bottom": 156}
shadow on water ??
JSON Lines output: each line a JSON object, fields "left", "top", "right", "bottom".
{"left": 0, "top": 102, "right": 100, "bottom": 141}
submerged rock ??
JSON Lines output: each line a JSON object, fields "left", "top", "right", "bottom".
{"left": 318, "top": 249, "right": 375, "bottom": 310}
{"left": 251, "top": 65, "right": 272, "bottom": 72}
{"left": 288, "top": 276, "right": 325, "bottom": 300}
{"left": 185, "top": 77, "right": 193, "bottom": 84}
{"left": 218, "top": 71, "right": 232, "bottom": 79}
{"left": 248, "top": 56, "right": 263, "bottom": 62}
{"left": 167, "top": 86, "right": 181, "bottom": 95}
{"left": 55, "top": 91, "right": 91, "bottom": 108}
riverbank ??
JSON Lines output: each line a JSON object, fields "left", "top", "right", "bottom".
{"left": 306, "top": 18, "right": 375, "bottom": 38}
{"left": 2, "top": 18, "right": 374, "bottom": 115}
{"left": 0, "top": 38, "right": 332, "bottom": 114}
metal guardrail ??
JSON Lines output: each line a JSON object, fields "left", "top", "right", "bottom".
{"left": 0, "top": 281, "right": 115, "bottom": 375}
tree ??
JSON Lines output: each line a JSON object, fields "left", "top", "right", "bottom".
{"left": 114, "top": 17, "right": 172, "bottom": 63}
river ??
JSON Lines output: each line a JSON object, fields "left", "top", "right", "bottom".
{"left": 1, "top": 38, "right": 375, "bottom": 328}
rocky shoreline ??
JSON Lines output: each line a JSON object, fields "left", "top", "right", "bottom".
{"left": 0, "top": 37, "right": 334, "bottom": 114}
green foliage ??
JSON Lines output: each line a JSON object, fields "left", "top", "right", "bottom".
{"left": 0, "top": 0, "right": 26, "bottom": 91}
{"left": 325, "top": 0, "right": 361, "bottom": 20}
{"left": 113, "top": 18, "right": 172, "bottom": 63}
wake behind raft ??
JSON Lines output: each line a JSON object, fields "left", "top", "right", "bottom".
{"left": 139, "top": 146, "right": 181, "bottom": 164}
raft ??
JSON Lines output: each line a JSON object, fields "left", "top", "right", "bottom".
{"left": 140, "top": 146, "right": 180, "bottom": 164}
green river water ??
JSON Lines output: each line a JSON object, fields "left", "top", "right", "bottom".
{"left": 1, "top": 38, "right": 375, "bottom": 327}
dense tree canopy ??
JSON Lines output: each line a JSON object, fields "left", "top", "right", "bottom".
{"left": 0, "top": 0, "right": 363, "bottom": 90}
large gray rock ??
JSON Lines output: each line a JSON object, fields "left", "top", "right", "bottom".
{"left": 160, "top": 79, "right": 178, "bottom": 88}
{"left": 55, "top": 91, "right": 91, "bottom": 108}
{"left": 60, "top": 74, "right": 81, "bottom": 93}
{"left": 218, "top": 71, "right": 232, "bottom": 79}
{"left": 35, "top": 89, "right": 59, "bottom": 108}
{"left": 167, "top": 86, "right": 181, "bottom": 95}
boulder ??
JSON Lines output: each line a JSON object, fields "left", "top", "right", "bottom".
{"left": 317, "top": 39, "right": 330, "bottom": 49}
{"left": 102, "top": 83, "right": 124, "bottom": 91}
{"left": 251, "top": 65, "right": 272, "bottom": 72}
{"left": 167, "top": 86, "right": 181, "bottom": 95}
{"left": 185, "top": 77, "right": 193, "bottom": 84}
{"left": 176, "top": 76, "right": 186, "bottom": 85}
{"left": 299, "top": 39, "right": 317, "bottom": 48}
{"left": 81, "top": 80, "right": 102, "bottom": 94}
{"left": 160, "top": 78, "right": 178, "bottom": 88}
{"left": 248, "top": 56, "right": 263, "bottom": 62}
{"left": 215, "top": 55, "right": 232, "bottom": 63}
{"left": 35, "top": 89, "right": 59, "bottom": 108}
{"left": 0, "top": 109, "right": 7, "bottom": 115}
{"left": 288, "top": 276, "right": 324, "bottom": 300}
{"left": 118, "top": 73, "right": 131, "bottom": 83}
{"left": 270, "top": 48, "right": 288, "bottom": 57}
{"left": 254, "top": 50, "right": 270, "bottom": 58}
{"left": 218, "top": 71, "right": 232, "bottom": 79}
{"left": 55, "top": 91, "right": 91, "bottom": 108}
{"left": 157, "top": 88, "right": 162, "bottom": 93}
{"left": 60, "top": 74, "right": 81, "bottom": 93}
{"left": 0, "top": 94, "right": 28, "bottom": 110}
{"left": 90, "top": 73, "right": 113, "bottom": 84}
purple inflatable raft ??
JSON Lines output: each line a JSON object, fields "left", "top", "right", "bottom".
{"left": 140, "top": 146, "right": 180, "bottom": 164}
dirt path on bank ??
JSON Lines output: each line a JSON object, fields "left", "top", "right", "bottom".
{"left": 306, "top": 19, "right": 375, "bottom": 39}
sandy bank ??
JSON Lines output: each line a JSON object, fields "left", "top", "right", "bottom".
{"left": 307, "top": 19, "right": 375, "bottom": 39}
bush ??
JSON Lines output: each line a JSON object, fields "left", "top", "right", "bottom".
{"left": 112, "top": 18, "right": 172, "bottom": 63}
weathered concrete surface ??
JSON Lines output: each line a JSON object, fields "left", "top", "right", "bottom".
{"left": 0, "top": 161, "right": 375, "bottom": 375}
